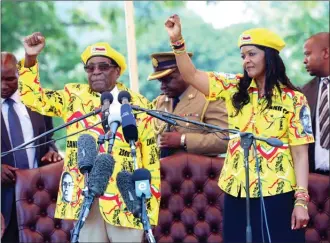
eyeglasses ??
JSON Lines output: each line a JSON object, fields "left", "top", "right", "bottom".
{"left": 84, "top": 63, "right": 117, "bottom": 73}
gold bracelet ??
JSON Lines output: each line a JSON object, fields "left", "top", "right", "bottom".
{"left": 294, "top": 202, "right": 308, "bottom": 210}
{"left": 295, "top": 199, "right": 308, "bottom": 205}
{"left": 173, "top": 49, "right": 186, "bottom": 55}
{"left": 295, "top": 186, "right": 308, "bottom": 191}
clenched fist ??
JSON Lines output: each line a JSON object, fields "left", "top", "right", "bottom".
{"left": 164, "top": 14, "right": 183, "bottom": 43}
{"left": 23, "top": 32, "right": 45, "bottom": 57}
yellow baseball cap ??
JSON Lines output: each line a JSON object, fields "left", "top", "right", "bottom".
{"left": 238, "top": 28, "right": 286, "bottom": 52}
{"left": 147, "top": 51, "right": 193, "bottom": 81}
{"left": 81, "top": 42, "right": 127, "bottom": 75}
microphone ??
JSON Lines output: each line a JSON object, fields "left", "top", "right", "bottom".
{"left": 120, "top": 103, "right": 138, "bottom": 142}
{"left": 101, "top": 92, "right": 114, "bottom": 133}
{"left": 107, "top": 104, "right": 122, "bottom": 154}
{"left": 118, "top": 91, "right": 138, "bottom": 143}
{"left": 131, "top": 168, "right": 155, "bottom": 243}
{"left": 131, "top": 168, "right": 152, "bottom": 199}
{"left": 71, "top": 153, "right": 115, "bottom": 243}
{"left": 116, "top": 171, "right": 142, "bottom": 218}
{"left": 118, "top": 90, "right": 131, "bottom": 105}
{"left": 77, "top": 134, "right": 98, "bottom": 196}
{"left": 77, "top": 134, "right": 98, "bottom": 174}
{"left": 118, "top": 91, "right": 139, "bottom": 170}
{"left": 88, "top": 153, "right": 115, "bottom": 197}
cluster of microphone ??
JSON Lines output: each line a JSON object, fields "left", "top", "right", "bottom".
{"left": 100, "top": 91, "right": 139, "bottom": 161}
{"left": 71, "top": 91, "right": 155, "bottom": 243}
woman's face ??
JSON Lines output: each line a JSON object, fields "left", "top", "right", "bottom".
{"left": 240, "top": 45, "right": 266, "bottom": 81}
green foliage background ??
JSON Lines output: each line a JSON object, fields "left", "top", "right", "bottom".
{"left": 1, "top": 1, "right": 329, "bottom": 152}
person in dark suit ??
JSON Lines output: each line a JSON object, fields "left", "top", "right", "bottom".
{"left": 1, "top": 52, "right": 62, "bottom": 243}
{"left": 302, "top": 32, "right": 329, "bottom": 175}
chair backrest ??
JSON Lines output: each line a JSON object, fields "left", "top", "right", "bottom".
{"left": 15, "top": 161, "right": 75, "bottom": 243}
{"left": 155, "top": 153, "right": 225, "bottom": 243}
{"left": 306, "top": 173, "right": 330, "bottom": 243}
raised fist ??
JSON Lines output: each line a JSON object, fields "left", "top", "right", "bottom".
{"left": 23, "top": 32, "right": 45, "bottom": 56}
{"left": 164, "top": 14, "right": 183, "bottom": 42}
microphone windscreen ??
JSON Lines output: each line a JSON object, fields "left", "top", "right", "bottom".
{"left": 101, "top": 92, "right": 114, "bottom": 105}
{"left": 88, "top": 154, "right": 115, "bottom": 197}
{"left": 118, "top": 91, "right": 131, "bottom": 104}
{"left": 121, "top": 104, "right": 138, "bottom": 142}
{"left": 77, "top": 134, "right": 98, "bottom": 174}
{"left": 132, "top": 168, "right": 152, "bottom": 182}
{"left": 116, "top": 171, "right": 141, "bottom": 218}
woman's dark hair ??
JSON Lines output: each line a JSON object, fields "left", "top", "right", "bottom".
{"left": 232, "top": 45, "right": 299, "bottom": 115}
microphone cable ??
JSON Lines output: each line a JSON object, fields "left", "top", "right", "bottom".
{"left": 1, "top": 119, "right": 106, "bottom": 157}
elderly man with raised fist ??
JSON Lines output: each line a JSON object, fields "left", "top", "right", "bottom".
{"left": 18, "top": 32, "right": 160, "bottom": 243}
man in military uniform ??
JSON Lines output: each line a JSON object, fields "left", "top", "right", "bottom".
{"left": 148, "top": 52, "right": 228, "bottom": 158}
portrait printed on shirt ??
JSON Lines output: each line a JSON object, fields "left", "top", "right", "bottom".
{"left": 299, "top": 105, "right": 313, "bottom": 135}
{"left": 61, "top": 172, "right": 74, "bottom": 203}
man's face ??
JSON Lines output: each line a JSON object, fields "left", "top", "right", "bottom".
{"left": 158, "top": 69, "right": 188, "bottom": 98}
{"left": 1, "top": 55, "right": 18, "bottom": 99}
{"left": 85, "top": 56, "right": 120, "bottom": 93}
{"left": 62, "top": 174, "right": 74, "bottom": 203}
{"left": 303, "top": 39, "right": 324, "bottom": 77}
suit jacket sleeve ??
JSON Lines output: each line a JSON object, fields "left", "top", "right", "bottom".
{"left": 43, "top": 115, "right": 58, "bottom": 152}
{"left": 185, "top": 98, "right": 228, "bottom": 155}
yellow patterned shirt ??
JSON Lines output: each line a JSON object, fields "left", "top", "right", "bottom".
{"left": 18, "top": 61, "right": 160, "bottom": 229}
{"left": 206, "top": 72, "right": 314, "bottom": 198}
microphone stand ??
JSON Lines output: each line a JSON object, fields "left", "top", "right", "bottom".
{"left": 133, "top": 106, "right": 283, "bottom": 243}
{"left": 130, "top": 140, "right": 138, "bottom": 170}
{"left": 140, "top": 193, "right": 156, "bottom": 243}
{"left": 97, "top": 131, "right": 112, "bottom": 153}
{"left": 71, "top": 195, "right": 94, "bottom": 243}
{"left": 240, "top": 133, "right": 254, "bottom": 243}
{"left": 1, "top": 108, "right": 102, "bottom": 157}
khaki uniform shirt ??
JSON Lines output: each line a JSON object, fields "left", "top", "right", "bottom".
{"left": 151, "top": 85, "right": 228, "bottom": 156}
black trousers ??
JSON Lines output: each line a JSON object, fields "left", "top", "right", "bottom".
{"left": 223, "top": 191, "right": 305, "bottom": 243}
{"left": 2, "top": 201, "right": 19, "bottom": 243}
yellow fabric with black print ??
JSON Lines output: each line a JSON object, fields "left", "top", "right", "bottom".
{"left": 81, "top": 42, "right": 127, "bottom": 75}
{"left": 17, "top": 60, "right": 160, "bottom": 230}
{"left": 206, "top": 71, "right": 314, "bottom": 198}
{"left": 238, "top": 28, "right": 286, "bottom": 52}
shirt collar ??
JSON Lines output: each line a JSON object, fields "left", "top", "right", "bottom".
{"left": 249, "top": 79, "right": 257, "bottom": 88}
{"left": 110, "top": 85, "right": 119, "bottom": 99}
{"left": 1, "top": 90, "right": 21, "bottom": 105}
{"left": 320, "top": 76, "right": 330, "bottom": 83}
